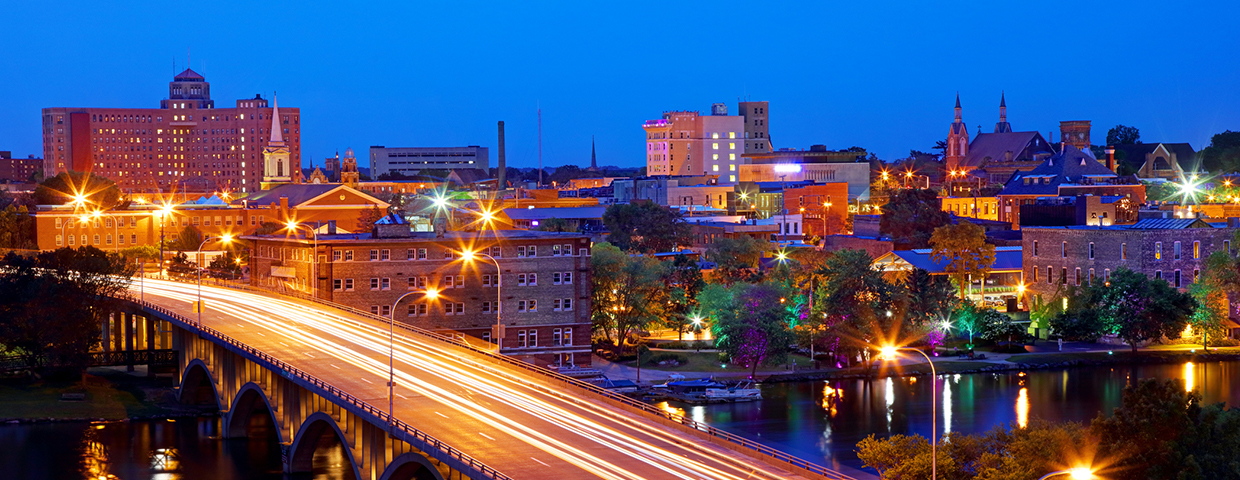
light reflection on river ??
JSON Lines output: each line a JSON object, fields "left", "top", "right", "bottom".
{"left": 672, "top": 360, "right": 1240, "bottom": 476}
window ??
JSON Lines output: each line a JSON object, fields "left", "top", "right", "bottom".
{"left": 1155, "top": 242, "right": 1162, "bottom": 260}
{"left": 334, "top": 279, "right": 342, "bottom": 291}
{"left": 55, "top": 235, "right": 63, "bottom": 246}
{"left": 562, "top": 298, "right": 572, "bottom": 311}
{"left": 1033, "top": 240, "right": 1038, "bottom": 256}
{"left": 1121, "top": 243, "right": 1127, "bottom": 260}
{"left": 1155, "top": 270, "right": 1163, "bottom": 280}
{"left": 381, "top": 305, "right": 391, "bottom": 316}
{"left": 1089, "top": 268, "right": 1095, "bottom": 286}
{"left": 1174, "top": 270, "right": 1182, "bottom": 288}
{"left": 370, "top": 249, "right": 379, "bottom": 261}
{"left": 517, "top": 274, "right": 526, "bottom": 286}
{"left": 563, "top": 328, "right": 572, "bottom": 346}
{"left": 490, "top": 246, "right": 501, "bottom": 258}
{"left": 344, "top": 278, "right": 354, "bottom": 291}
{"left": 483, "top": 274, "right": 500, "bottom": 287}
{"left": 93, "top": 234, "right": 99, "bottom": 244}
{"left": 381, "top": 249, "right": 391, "bottom": 261}
{"left": 370, "top": 278, "right": 380, "bottom": 290}
{"left": 443, "top": 302, "right": 465, "bottom": 315}
{"left": 1032, "top": 266, "right": 1038, "bottom": 283}
{"left": 371, "top": 306, "right": 380, "bottom": 315}
{"left": 1227, "top": 240, "right": 1232, "bottom": 255}
{"left": 518, "top": 300, "right": 527, "bottom": 312}
{"left": 563, "top": 272, "right": 573, "bottom": 284}
{"left": 1060, "top": 268, "right": 1067, "bottom": 284}
{"left": 1047, "top": 266, "right": 1053, "bottom": 284}
{"left": 444, "top": 276, "right": 455, "bottom": 289}
{"left": 1061, "top": 242, "right": 1067, "bottom": 258}
{"left": 333, "top": 251, "right": 342, "bottom": 262}
{"left": 1088, "top": 242, "right": 1094, "bottom": 259}
{"left": 1174, "top": 241, "right": 1182, "bottom": 260}
{"left": 517, "top": 246, "right": 526, "bottom": 257}
{"left": 553, "top": 328, "right": 562, "bottom": 346}
{"left": 1193, "top": 241, "right": 1200, "bottom": 259}
{"left": 344, "top": 250, "right": 354, "bottom": 261}
{"left": 381, "top": 278, "right": 390, "bottom": 290}
{"left": 482, "top": 332, "right": 491, "bottom": 344}
{"left": 68, "top": 235, "right": 75, "bottom": 245}
{"left": 1104, "top": 269, "right": 1110, "bottom": 284}
{"left": 528, "top": 246, "right": 537, "bottom": 257}
{"left": 527, "top": 330, "right": 537, "bottom": 347}
{"left": 552, "top": 272, "right": 561, "bottom": 284}
{"left": 454, "top": 275, "right": 463, "bottom": 288}
{"left": 552, "top": 244, "right": 561, "bottom": 256}
{"left": 527, "top": 273, "right": 537, "bottom": 286}
{"left": 1194, "top": 269, "right": 1201, "bottom": 283}
{"left": 1075, "top": 268, "right": 1081, "bottom": 286}
{"left": 407, "top": 304, "right": 428, "bottom": 317}
{"left": 554, "top": 299, "right": 562, "bottom": 311}
{"left": 517, "top": 330, "right": 527, "bottom": 348}
{"left": 444, "top": 248, "right": 456, "bottom": 260}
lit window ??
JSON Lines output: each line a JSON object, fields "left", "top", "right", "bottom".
{"left": 729, "top": 175, "right": 736, "bottom": 182}
{"left": 729, "top": 153, "right": 736, "bottom": 160}
{"left": 729, "top": 132, "right": 736, "bottom": 139}
{"left": 712, "top": 165, "right": 719, "bottom": 172}
{"left": 712, "top": 143, "right": 719, "bottom": 150}
{"left": 729, "top": 164, "right": 736, "bottom": 171}
{"left": 711, "top": 133, "right": 719, "bottom": 139}
{"left": 729, "top": 143, "right": 735, "bottom": 150}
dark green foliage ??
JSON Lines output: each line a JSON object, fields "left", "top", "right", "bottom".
{"left": 880, "top": 188, "right": 951, "bottom": 249}
{"left": 34, "top": 171, "right": 120, "bottom": 208}
{"left": 1050, "top": 307, "right": 1106, "bottom": 341}
{"left": 536, "top": 217, "right": 575, "bottom": 232}
{"left": 1201, "top": 130, "right": 1240, "bottom": 173}
{"left": 0, "top": 247, "right": 133, "bottom": 368}
{"left": 1106, "top": 124, "right": 1141, "bottom": 145}
{"left": 705, "top": 235, "right": 768, "bottom": 285}
{"left": 663, "top": 254, "right": 705, "bottom": 340}
{"left": 602, "top": 202, "right": 690, "bottom": 253}
{"left": 166, "top": 225, "right": 204, "bottom": 253}
{"left": 978, "top": 310, "right": 1026, "bottom": 343}
{"left": 1096, "top": 268, "right": 1195, "bottom": 351}
{"left": 0, "top": 205, "right": 36, "bottom": 249}
{"left": 712, "top": 283, "right": 795, "bottom": 377}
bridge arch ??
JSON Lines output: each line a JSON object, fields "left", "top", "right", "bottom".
{"left": 289, "top": 412, "right": 361, "bottom": 480}
{"left": 178, "top": 359, "right": 221, "bottom": 408}
{"left": 224, "top": 383, "right": 286, "bottom": 443}
{"left": 379, "top": 452, "right": 446, "bottom": 480}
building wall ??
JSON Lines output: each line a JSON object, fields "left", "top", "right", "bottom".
{"left": 0, "top": 155, "right": 42, "bottom": 182}
{"left": 667, "top": 185, "right": 734, "bottom": 209}
{"left": 784, "top": 183, "right": 850, "bottom": 236}
{"left": 368, "top": 146, "right": 490, "bottom": 177}
{"left": 698, "top": 115, "right": 746, "bottom": 183}
{"left": 246, "top": 233, "right": 593, "bottom": 367}
{"left": 644, "top": 110, "right": 745, "bottom": 181}
{"left": 42, "top": 97, "right": 299, "bottom": 194}
{"left": 738, "top": 101, "right": 770, "bottom": 154}
{"left": 739, "top": 162, "right": 871, "bottom": 199}
{"left": 1021, "top": 226, "right": 1238, "bottom": 306}
{"left": 33, "top": 207, "right": 269, "bottom": 251}
{"left": 942, "top": 196, "right": 1000, "bottom": 221}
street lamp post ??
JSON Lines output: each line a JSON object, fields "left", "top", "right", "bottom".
{"left": 880, "top": 345, "right": 939, "bottom": 480}
{"left": 388, "top": 289, "right": 438, "bottom": 434}
{"left": 155, "top": 204, "right": 175, "bottom": 278}
{"left": 195, "top": 234, "right": 233, "bottom": 326}
{"left": 461, "top": 249, "right": 504, "bottom": 352}
{"left": 284, "top": 221, "right": 319, "bottom": 298}
{"left": 1037, "top": 468, "right": 1094, "bottom": 480}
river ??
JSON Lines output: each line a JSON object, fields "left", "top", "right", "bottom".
{"left": 660, "top": 360, "right": 1240, "bottom": 477}
{"left": 3, "top": 361, "right": 1235, "bottom": 479}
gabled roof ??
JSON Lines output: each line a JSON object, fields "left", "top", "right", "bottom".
{"left": 237, "top": 184, "right": 388, "bottom": 208}
{"left": 446, "top": 169, "right": 494, "bottom": 186}
{"left": 502, "top": 206, "right": 607, "bottom": 220}
{"left": 173, "top": 68, "right": 204, "bottom": 80}
{"left": 998, "top": 145, "right": 1117, "bottom": 196}
{"left": 962, "top": 131, "right": 1052, "bottom": 168}
{"left": 1112, "top": 143, "right": 1199, "bottom": 171}
{"left": 873, "top": 246, "right": 1023, "bottom": 274}
{"left": 374, "top": 213, "right": 407, "bottom": 225}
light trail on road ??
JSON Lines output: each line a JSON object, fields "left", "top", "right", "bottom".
{"left": 135, "top": 279, "right": 831, "bottom": 480}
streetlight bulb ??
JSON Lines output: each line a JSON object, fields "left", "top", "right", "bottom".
{"left": 219, "top": 234, "right": 233, "bottom": 244}
{"left": 691, "top": 316, "right": 702, "bottom": 326}
{"left": 1068, "top": 467, "right": 1092, "bottom": 480}
{"left": 880, "top": 346, "right": 897, "bottom": 361}
{"left": 424, "top": 288, "right": 439, "bottom": 300}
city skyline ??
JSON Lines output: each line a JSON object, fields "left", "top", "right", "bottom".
{"left": 2, "top": 1, "right": 1239, "bottom": 171}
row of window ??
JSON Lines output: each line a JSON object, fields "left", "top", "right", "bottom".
{"left": 334, "top": 272, "right": 575, "bottom": 292}
{"left": 1033, "top": 239, "right": 1229, "bottom": 261}
{"left": 1030, "top": 265, "right": 1199, "bottom": 288}
{"left": 366, "top": 298, "right": 575, "bottom": 316}
{"left": 335, "top": 244, "right": 584, "bottom": 262}
{"left": 56, "top": 233, "right": 138, "bottom": 246}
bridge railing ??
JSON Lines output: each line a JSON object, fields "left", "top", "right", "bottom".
{"left": 171, "top": 279, "right": 854, "bottom": 480}
{"left": 131, "top": 298, "right": 512, "bottom": 480}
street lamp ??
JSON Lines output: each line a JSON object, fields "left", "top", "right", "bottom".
{"left": 879, "top": 344, "right": 939, "bottom": 480}
{"left": 195, "top": 234, "right": 233, "bottom": 326}
{"left": 1037, "top": 467, "right": 1094, "bottom": 480}
{"left": 155, "top": 203, "right": 176, "bottom": 277}
{"left": 459, "top": 248, "right": 504, "bottom": 352}
{"left": 388, "top": 288, "right": 438, "bottom": 433}
{"left": 284, "top": 220, "right": 319, "bottom": 298}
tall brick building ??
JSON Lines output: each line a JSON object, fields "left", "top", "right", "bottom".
{"left": 1022, "top": 218, "right": 1240, "bottom": 310}
{"left": 42, "top": 69, "right": 300, "bottom": 194}
{"left": 244, "top": 228, "right": 592, "bottom": 367}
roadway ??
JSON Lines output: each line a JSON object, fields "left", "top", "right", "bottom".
{"left": 134, "top": 278, "right": 832, "bottom": 480}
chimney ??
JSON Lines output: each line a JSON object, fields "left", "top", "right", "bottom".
{"left": 327, "top": 220, "right": 337, "bottom": 235}
{"left": 497, "top": 121, "right": 506, "bottom": 190}
{"left": 1105, "top": 146, "right": 1116, "bottom": 172}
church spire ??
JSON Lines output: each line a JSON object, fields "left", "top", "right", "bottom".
{"left": 954, "top": 92, "right": 962, "bottom": 121}
{"left": 591, "top": 136, "right": 597, "bottom": 170}
{"left": 994, "top": 91, "right": 1012, "bottom": 133}
{"left": 269, "top": 93, "right": 284, "bottom": 144}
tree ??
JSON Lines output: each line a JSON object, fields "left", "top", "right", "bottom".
{"left": 589, "top": 243, "right": 668, "bottom": 351}
{"left": 1201, "top": 130, "right": 1240, "bottom": 173}
{"left": 1049, "top": 306, "right": 1107, "bottom": 342}
{"left": 0, "top": 205, "right": 35, "bottom": 249}
{"left": 858, "top": 419, "right": 1090, "bottom": 480}
{"left": 208, "top": 250, "right": 246, "bottom": 279}
{"left": 166, "top": 225, "right": 204, "bottom": 252}
{"left": 34, "top": 171, "right": 121, "bottom": 209}
{"left": 537, "top": 217, "right": 575, "bottom": 233}
{"left": 663, "top": 254, "right": 705, "bottom": 340}
{"left": 1106, "top": 125, "right": 1141, "bottom": 145}
{"left": 712, "top": 283, "right": 795, "bottom": 378}
{"left": 0, "top": 247, "right": 133, "bottom": 370}
{"left": 902, "top": 268, "right": 958, "bottom": 346}
{"left": 602, "top": 202, "right": 691, "bottom": 253}
{"left": 1095, "top": 268, "right": 1195, "bottom": 352}
{"left": 929, "top": 220, "right": 996, "bottom": 300}
{"left": 357, "top": 204, "right": 387, "bottom": 229}
{"left": 1093, "top": 379, "right": 1197, "bottom": 480}
{"left": 979, "top": 310, "right": 1026, "bottom": 344}
{"left": 880, "top": 188, "right": 951, "bottom": 249}
{"left": 705, "top": 235, "right": 768, "bottom": 285}
{"left": 818, "top": 249, "right": 901, "bottom": 364}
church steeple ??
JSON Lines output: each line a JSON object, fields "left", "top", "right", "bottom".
{"left": 261, "top": 93, "right": 292, "bottom": 189}
{"left": 590, "top": 136, "right": 598, "bottom": 170}
{"left": 954, "top": 93, "right": 962, "bottom": 121}
{"left": 946, "top": 93, "right": 970, "bottom": 172}
{"left": 269, "top": 94, "right": 284, "bottom": 145}
{"left": 994, "top": 91, "right": 1012, "bottom": 133}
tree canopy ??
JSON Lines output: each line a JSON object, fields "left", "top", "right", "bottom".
{"left": 1201, "top": 130, "right": 1240, "bottom": 173}
{"left": 880, "top": 188, "right": 951, "bottom": 249}
{"left": 34, "top": 171, "right": 121, "bottom": 209}
{"left": 712, "top": 283, "right": 795, "bottom": 378}
{"left": 705, "top": 235, "right": 768, "bottom": 285}
{"left": 1094, "top": 268, "right": 1196, "bottom": 351}
{"left": 589, "top": 243, "right": 668, "bottom": 350}
{"left": 929, "top": 220, "right": 996, "bottom": 299}
{"left": 1106, "top": 124, "right": 1141, "bottom": 145}
{"left": 602, "top": 202, "right": 690, "bottom": 253}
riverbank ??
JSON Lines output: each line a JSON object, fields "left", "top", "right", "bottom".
{"left": 597, "top": 346, "right": 1240, "bottom": 384}
{"left": 0, "top": 366, "right": 215, "bottom": 423}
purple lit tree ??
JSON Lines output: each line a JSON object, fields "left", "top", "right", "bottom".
{"left": 714, "top": 283, "right": 795, "bottom": 378}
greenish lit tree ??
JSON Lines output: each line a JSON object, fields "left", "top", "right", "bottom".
{"left": 712, "top": 283, "right": 795, "bottom": 378}
{"left": 1096, "top": 268, "right": 1196, "bottom": 352}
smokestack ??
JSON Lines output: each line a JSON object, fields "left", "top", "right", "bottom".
{"left": 497, "top": 121, "right": 506, "bottom": 191}
{"left": 1106, "top": 146, "right": 1116, "bottom": 172}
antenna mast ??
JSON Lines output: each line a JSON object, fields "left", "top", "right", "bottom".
{"left": 538, "top": 107, "right": 543, "bottom": 187}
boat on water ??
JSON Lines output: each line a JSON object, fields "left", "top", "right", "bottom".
{"left": 653, "top": 378, "right": 762, "bottom": 403}
{"left": 704, "top": 380, "right": 761, "bottom": 401}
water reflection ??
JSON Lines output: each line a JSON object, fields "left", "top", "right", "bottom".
{"left": 1184, "top": 362, "right": 1195, "bottom": 392}
{"left": 676, "top": 361, "right": 1240, "bottom": 475}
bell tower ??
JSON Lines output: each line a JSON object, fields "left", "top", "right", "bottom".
{"left": 945, "top": 93, "right": 970, "bottom": 172}
{"left": 340, "top": 148, "right": 360, "bottom": 187}
{"left": 261, "top": 95, "right": 292, "bottom": 190}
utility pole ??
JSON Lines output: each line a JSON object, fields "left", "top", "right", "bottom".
{"left": 538, "top": 108, "right": 543, "bottom": 187}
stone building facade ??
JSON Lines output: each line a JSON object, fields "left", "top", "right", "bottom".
{"left": 1021, "top": 218, "right": 1240, "bottom": 308}
{"left": 243, "top": 229, "right": 592, "bottom": 368}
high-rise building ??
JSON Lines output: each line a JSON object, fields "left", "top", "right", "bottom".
{"left": 0, "top": 151, "right": 42, "bottom": 183}
{"left": 643, "top": 102, "right": 758, "bottom": 183}
{"left": 738, "top": 101, "right": 770, "bottom": 154}
{"left": 368, "top": 146, "right": 490, "bottom": 178}
{"left": 41, "top": 69, "right": 301, "bottom": 194}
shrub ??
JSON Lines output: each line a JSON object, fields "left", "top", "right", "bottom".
{"left": 649, "top": 353, "right": 687, "bottom": 365}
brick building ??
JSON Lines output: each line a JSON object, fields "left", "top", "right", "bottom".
{"left": 243, "top": 228, "right": 592, "bottom": 368}
{"left": 997, "top": 144, "right": 1144, "bottom": 228}
{"left": 783, "top": 183, "right": 849, "bottom": 237}
{"left": 0, "top": 152, "right": 42, "bottom": 183}
{"left": 643, "top": 103, "right": 761, "bottom": 182}
{"left": 1021, "top": 218, "right": 1240, "bottom": 310}
{"left": 42, "top": 69, "right": 300, "bottom": 193}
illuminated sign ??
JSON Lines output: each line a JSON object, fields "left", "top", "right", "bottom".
{"left": 773, "top": 164, "right": 803, "bottom": 173}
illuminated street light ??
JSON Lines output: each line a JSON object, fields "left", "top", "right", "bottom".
{"left": 388, "top": 287, "right": 438, "bottom": 434}
{"left": 284, "top": 221, "right": 320, "bottom": 297}
{"left": 879, "top": 344, "right": 939, "bottom": 480}
{"left": 459, "top": 248, "right": 504, "bottom": 352}
{"left": 195, "top": 234, "right": 233, "bottom": 326}
{"left": 1037, "top": 467, "right": 1095, "bottom": 480}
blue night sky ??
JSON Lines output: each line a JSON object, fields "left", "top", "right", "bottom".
{"left": 2, "top": 1, "right": 1238, "bottom": 169}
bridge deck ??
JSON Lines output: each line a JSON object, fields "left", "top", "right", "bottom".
{"left": 135, "top": 279, "right": 848, "bottom": 480}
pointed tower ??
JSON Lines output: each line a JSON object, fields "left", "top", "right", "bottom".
{"left": 588, "top": 136, "right": 599, "bottom": 172}
{"left": 994, "top": 92, "right": 1012, "bottom": 133}
{"left": 945, "top": 93, "right": 970, "bottom": 172}
{"left": 340, "top": 148, "right": 360, "bottom": 188}
{"left": 261, "top": 95, "right": 292, "bottom": 190}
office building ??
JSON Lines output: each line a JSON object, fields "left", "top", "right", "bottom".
{"left": 41, "top": 69, "right": 300, "bottom": 193}
{"left": 644, "top": 102, "right": 768, "bottom": 183}
{"left": 0, "top": 152, "right": 42, "bottom": 183}
{"left": 368, "top": 146, "right": 490, "bottom": 177}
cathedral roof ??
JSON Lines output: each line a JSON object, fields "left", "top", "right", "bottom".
{"left": 962, "top": 131, "right": 1052, "bottom": 168}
